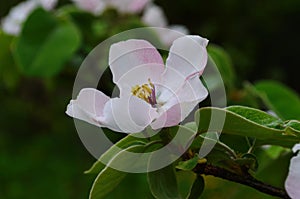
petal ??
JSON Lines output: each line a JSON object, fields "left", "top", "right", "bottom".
{"left": 109, "top": 39, "right": 164, "bottom": 96}
{"left": 66, "top": 88, "right": 110, "bottom": 126}
{"left": 293, "top": 144, "right": 300, "bottom": 153}
{"left": 102, "top": 96, "right": 158, "bottom": 133}
{"left": 158, "top": 35, "right": 208, "bottom": 101}
{"left": 173, "top": 75, "right": 208, "bottom": 105}
{"left": 166, "top": 35, "right": 209, "bottom": 78}
{"left": 285, "top": 153, "right": 300, "bottom": 199}
{"left": 153, "top": 77, "right": 208, "bottom": 129}
{"left": 151, "top": 101, "right": 181, "bottom": 130}
{"left": 142, "top": 4, "right": 167, "bottom": 27}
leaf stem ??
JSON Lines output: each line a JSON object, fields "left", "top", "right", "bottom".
{"left": 193, "top": 164, "right": 291, "bottom": 199}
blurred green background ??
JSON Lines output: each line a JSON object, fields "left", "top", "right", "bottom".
{"left": 1, "top": 0, "right": 299, "bottom": 198}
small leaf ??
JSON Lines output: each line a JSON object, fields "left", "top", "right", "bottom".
{"left": 148, "top": 164, "right": 180, "bottom": 199}
{"left": 176, "top": 155, "right": 199, "bottom": 171}
{"left": 85, "top": 134, "right": 148, "bottom": 174}
{"left": 254, "top": 80, "right": 300, "bottom": 120}
{"left": 14, "top": 8, "right": 81, "bottom": 77}
{"left": 263, "top": 145, "right": 288, "bottom": 159}
{"left": 89, "top": 167, "right": 127, "bottom": 199}
{"left": 208, "top": 44, "right": 236, "bottom": 90}
{"left": 188, "top": 175, "right": 205, "bottom": 199}
{"left": 0, "top": 31, "right": 20, "bottom": 89}
{"left": 255, "top": 148, "right": 293, "bottom": 188}
{"left": 89, "top": 144, "right": 146, "bottom": 199}
{"left": 176, "top": 171, "right": 197, "bottom": 199}
{"left": 235, "top": 153, "right": 258, "bottom": 171}
{"left": 284, "top": 120, "right": 300, "bottom": 134}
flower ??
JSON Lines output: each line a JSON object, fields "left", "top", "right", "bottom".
{"left": 109, "top": 0, "right": 152, "bottom": 14}
{"left": 142, "top": 4, "right": 189, "bottom": 47}
{"left": 1, "top": 0, "right": 57, "bottom": 35}
{"left": 71, "top": 0, "right": 106, "bottom": 16}
{"left": 66, "top": 35, "right": 208, "bottom": 133}
{"left": 71, "top": 0, "right": 151, "bottom": 15}
{"left": 285, "top": 144, "right": 300, "bottom": 198}
{"left": 142, "top": 3, "right": 167, "bottom": 28}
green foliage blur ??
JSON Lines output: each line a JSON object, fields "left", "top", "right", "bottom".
{"left": 1, "top": 0, "right": 300, "bottom": 199}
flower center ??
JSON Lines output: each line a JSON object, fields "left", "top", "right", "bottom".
{"left": 131, "top": 79, "right": 157, "bottom": 107}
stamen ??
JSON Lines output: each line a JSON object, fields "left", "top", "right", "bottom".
{"left": 131, "top": 79, "right": 157, "bottom": 106}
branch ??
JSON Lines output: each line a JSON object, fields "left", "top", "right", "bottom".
{"left": 193, "top": 164, "right": 291, "bottom": 199}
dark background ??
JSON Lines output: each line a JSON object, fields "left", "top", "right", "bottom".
{"left": 2, "top": 0, "right": 300, "bottom": 93}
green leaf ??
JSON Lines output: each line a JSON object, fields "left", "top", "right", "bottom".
{"left": 188, "top": 175, "right": 205, "bottom": 199}
{"left": 89, "top": 144, "right": 146, "bottom": 199}
{"left": 208, "top": 44, "right": 236, "bottom": 89}
{"left": 235, "top": 153, "right": 258, "bottom": 171}
{"left": 89, "top": 167, "right": 127, "bottom": 199}
{"left": 263, "top": 145, "right": 288, "bottom": 159}
{"left": 284, "top": 120, "right": 300, "bottom": 134}
{"left": 148, "top": 164, "right": 180, "bottom": 199}
{"left": 176, "top": 171, "right": 197, "bottom": 199}
{"left": 85, "top": 134, "right": 149, "bottom": 174}
{"left": 195, "top": 106, "right": 300, "bottom": 148}
{"left": 254, "top": 80, "right": 300, "bottom": 120}
{"left": 254, "top": 148, "right": 293, "bottom": 188}
{"left": 103, "top": 173, "right": 155, "bottom": 199}
{"left": 176, "top": 155, "right": 199, "bottom": 171}
{"left": 0, "top": 31, "right": 20, "bottom": 89}
{"left": 14, "top": 8, "right": 81, "bottom": 77}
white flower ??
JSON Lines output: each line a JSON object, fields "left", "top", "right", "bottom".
{"left": 71, "top": 0, "right": 106, "bottom": 16}
{"left": 1, "top": 0, "right": 57, "bottom": 35}
{"left": 66, "top": 35, "right": 208, "bottom": 133}
{"left": 285, "top": 144, "right": 300, "bottom": 199}
{"left": 142, "top": 3, "right": 167, "bottom": 27}
{"left": 142, "top": 4, "right": 190, "bottom": 47}
{"left": 71, "top": 0, "right": 151, "bottom": 15}
{"left": 109, "top": 0, "right": 152, "bottom": 14}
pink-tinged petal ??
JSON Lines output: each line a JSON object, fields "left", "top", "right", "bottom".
{"left": 66, "top": 88, "right": 110, "bottom": 126}
{"left": 157, "top": 35, "right": 208, "bottom": 102}
{"left": 102, "top": 96, "right": 158, "bottom": 133}
{"left": 142, "top": 4, "right": 167, "bottom": 27}
{"left": 151, "top": 102, "right": 181, "bottom": 129}
{"left": 109, "top": 39, "right": 164, "bottom": 96}
{"left": 166, "top": 35, "right": 209, "bottom": 78}
{"left": 153, "top": 77, "right": 207, "bottom": 129}
{"left": 66, "top": 102, "right": 101, "bottom": 127}
{"left": 285, "top": 152, "right": 300, "bottom": 199}
{"left": 109, "top": 0, "right": 151, "bottom": 14}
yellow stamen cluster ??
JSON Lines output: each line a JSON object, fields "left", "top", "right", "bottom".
{"left": 131, "top": 79, "right": 154, "bottom": 103}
